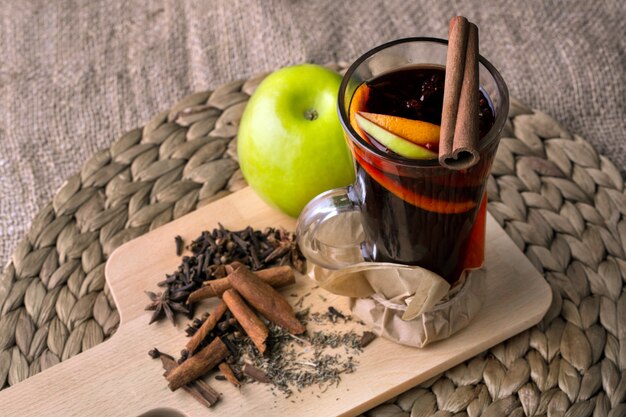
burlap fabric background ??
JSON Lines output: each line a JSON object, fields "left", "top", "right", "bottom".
{"left": 0, "top": 0, "right": 624, "bottom": 269}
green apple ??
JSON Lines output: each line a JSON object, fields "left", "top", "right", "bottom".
{"left": 355, "top": 113, "right": 437, "bottom": 159}
{"left": 237, "top": 64, "right": 355, "bottom": 217}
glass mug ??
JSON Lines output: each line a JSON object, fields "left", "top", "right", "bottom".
{"left": 297, "top": 38, "right": 509, "bottom": 285}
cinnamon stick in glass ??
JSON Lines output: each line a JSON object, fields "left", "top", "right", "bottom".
{"left": 229, "top": 265, "right": 306, "bottom": 335}
{"left": 187, "top": 265, "right": 294, "bottom": 304}
{"left": 222, "top": 289, "right": 269, "bottom": 354}
{"left": 439, "top": 16, "right": 481, "bottom": 170}
{"left": 186, "top": 301, "right": 228, "bottom": 354}
{"left": 166, "top": 337, "right": 229, "bottom": 391}
{"left": 451, "top": 22, "right": 480, "bottom": 168}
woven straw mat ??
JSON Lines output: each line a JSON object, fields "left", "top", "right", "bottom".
{"left": 1, "top": 63, "right": 626, "bottom": 417}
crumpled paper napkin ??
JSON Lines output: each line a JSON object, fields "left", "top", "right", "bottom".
{"left": 308, "top": 211, "right": 485, "bottom": 347}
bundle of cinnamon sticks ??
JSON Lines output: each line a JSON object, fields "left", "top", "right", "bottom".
{"left": 187, "top": 264, "right": 295, "bottom": 304}
{"left": 152, "top": 262, "right": 304, "bottom": 398}
{"left": 439, "top": 16, "right": 481, "bottom": 170}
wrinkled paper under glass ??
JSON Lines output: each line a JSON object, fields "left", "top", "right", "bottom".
{"left": 308, "top": 212, "right": 485, "bottom": 347}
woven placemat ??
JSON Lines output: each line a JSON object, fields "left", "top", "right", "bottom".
{"left": 1, "top": 63, "right": 625, "bottom": 416}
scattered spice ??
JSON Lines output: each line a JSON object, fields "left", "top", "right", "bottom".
{"left": 359, "top": 331, "right": 377, "bottom": 348}
{"left": 148, "top": 347, "right": 161, "bottom": 359}
{"left": 188, "top": 265, "right": 294, "bottom": 304}
{"left": 144, "top": 289, "right": 189, "bottom": 325}
{"left": 218, "top": 362, "right": 241, "bottom": 387}
{"left": 185, "top": 312, "right": 210, "bottom": 337}
{"left": 222, "top": 289, "right": 269, "bottom": 354}
{"left": 148, "top": 349, "right": 220, "bottom": 407}
{"left": 243, "top": 364, "right": 271, "bottom": 383}
{"left": 146, "top": 225, "right": 374, "bottom": 407}
{"left": 166, "top": 337, "right": 229, "bottom": 391}
{"left": 231, "top": 308, "right": 367, "bottom": 397}
{"left": 186, "top": 302, "right": 228, "bottom": 354}
{"left": 175, "top": 235, "right": 184, "bottom": 256}
{"left": 146, "top": 225, "right": 306, "bottom": 324}
{"left": 178, "top": 349, "right": 189, "bottom": 364}
{"left": 327, "top": 306, "right": 347, "bottom": 323}
{"left": 294, "top": 292, "right": 311, "bottom": 309}
{"left": 309, "top": 308, "right": 354, "bottom": 325}
{"left": 149, "top": 300, "right": 372, "bottom": 400}
{"left": 228, "top": 263, "right": 305, "bottom": 335}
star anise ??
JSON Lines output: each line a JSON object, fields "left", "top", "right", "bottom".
{"left": 144, "top": 289, "right": 190, "bottom": 325}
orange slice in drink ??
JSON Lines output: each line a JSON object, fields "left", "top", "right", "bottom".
{"left": 358, "top": 112, "right": 440, "bottom": 149}
{"left": 461, "top": 193, "right": 487, "bottom": 270}
{"left": 356, "top": 154, "right": 477, "bottom": 214}
{"left": 349, "top": 83, "right": 370, "bottom": 141}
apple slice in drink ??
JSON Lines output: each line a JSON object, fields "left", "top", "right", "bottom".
{"left": 359, "top": 112, "right": 440, "bottom": 149}
{"left": 354, "top": 113, "right": 437, "bottom": 159}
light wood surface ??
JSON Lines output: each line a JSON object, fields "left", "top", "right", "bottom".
{"left": 0, "top": 187, "right": 552, "bottom": 417}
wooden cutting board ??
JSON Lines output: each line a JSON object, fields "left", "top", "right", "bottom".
{"left": 0, "top": 187, "right": 552, "bottom": 417}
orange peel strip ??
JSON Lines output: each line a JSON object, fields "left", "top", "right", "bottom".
{"left": 356, "top": 155, "right": 477, "bottom": 215}
{"left": 349, "top": 83, "right": 370, "bottom": 142}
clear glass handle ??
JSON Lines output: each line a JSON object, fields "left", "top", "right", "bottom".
{"left": 296, "top": 186, "right": 364, "bottom": 270}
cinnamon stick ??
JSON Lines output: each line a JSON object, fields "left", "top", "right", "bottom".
{"left": 360, "top": 331, "right": 377, "bottom": 348}
{"left": 222, "top": 289, "right": 269, "bottom": 354}
{"left": 439, "top": 16, "right": 469, "bottom": 166}
{"left": 218, "top": 362, "right": 241, "bottom": 388}
{"left": 243, "top": 363, "right": 271, "bottom": 383}
{"left": 186, "top": 379, "right": 220, "bottom": 407}
{"left": 439, "top": 16, "right": 481, "bottom": 170}
{"left": 166, "top": 337, "right": 229, "bottom": 391}
{"left": 451, "top": 22, "right": 480, "bottom": 168}
{"left": 188, "top": 266, "right": 295, "bottom": 304}
{"left": 156, "top": 351, "right": 220, "bottom": 406}
{"left": 186, "top": 301, "right": 228, "bottom": 354}
{"left": 229, "top": 265, "right": 306, "bottom": 334}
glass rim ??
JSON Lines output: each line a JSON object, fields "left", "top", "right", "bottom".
{"left": 338, "top": 36, "right": 510, "bottom": 168}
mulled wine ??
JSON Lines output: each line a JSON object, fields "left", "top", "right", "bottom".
{"left": 348, "top": 65, "right": 496, "bottom": 284}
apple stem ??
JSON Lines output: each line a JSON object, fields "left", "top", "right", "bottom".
{"left": 304, "top": 109, "right": 318, "bottom": 121}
